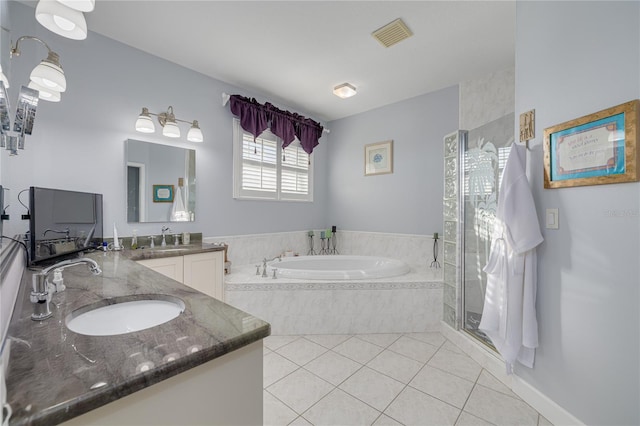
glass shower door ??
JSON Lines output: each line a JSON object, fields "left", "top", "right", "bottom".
{"left": 461, "top": 113, "right": 514, "bottom": 346}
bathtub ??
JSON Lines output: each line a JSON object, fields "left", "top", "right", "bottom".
{"left": 268, "top": 255, "right": 410, "bottom": 280}
{"left": 226, "top": 256, "right": 443, "bottom": 335}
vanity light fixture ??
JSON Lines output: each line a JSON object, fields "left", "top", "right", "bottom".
{"left": 135, "top": 106, "right": 204, "bottom": 143}
{"left": 35, "top": 0, "right": 88, "bottom": 40}
{"left": 187, "top": 120, "right": 203, "bottom": 143}
{"left": 333, "top": 82, "right": 357, "bottom": 99}
{"left": 10, "top": 35, "right": 67, "bottom": 102}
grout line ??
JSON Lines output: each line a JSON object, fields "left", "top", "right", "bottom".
{"left": 266, "top": 333, "right": 515, "bottom": 426}
{"left": 264, "top": 387, "right": 304, "bottom": 420}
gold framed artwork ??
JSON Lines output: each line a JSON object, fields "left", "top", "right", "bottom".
{"left": 543, "top": 100, "right": 639, "bottom": 188}
{"left": 365, "top": 140, "right": 393, "bottom": 176}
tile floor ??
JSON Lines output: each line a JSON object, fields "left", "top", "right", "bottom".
{"left": 263, "top": 333, "right": 552, "bottom": 426}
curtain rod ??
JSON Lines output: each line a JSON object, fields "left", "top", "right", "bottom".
{"left": 222, "top": 92, "right": 330, "bottom": 134}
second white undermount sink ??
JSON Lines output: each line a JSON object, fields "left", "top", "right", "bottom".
{"left": 66, "top": 296, "right": 185, "bottom": 336}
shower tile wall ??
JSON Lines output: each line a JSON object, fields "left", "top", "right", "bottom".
{"left": 442, "top": 131, "right": 464, "bottom": 329}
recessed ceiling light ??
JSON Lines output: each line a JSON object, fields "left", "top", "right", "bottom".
{"left": 333, "top": 83, "right": 357, "bottom": 99}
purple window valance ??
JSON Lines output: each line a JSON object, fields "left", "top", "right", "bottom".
{"left": 229, "top": 94, "right": 324, "bottom": 155}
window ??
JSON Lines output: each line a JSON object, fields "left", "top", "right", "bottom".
{"left": 233, "top": 119, "right": 313, "bottom": 201}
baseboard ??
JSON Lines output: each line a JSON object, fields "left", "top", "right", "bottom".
{"left": 440, "top": 321, "right": 584, "bottom": 426}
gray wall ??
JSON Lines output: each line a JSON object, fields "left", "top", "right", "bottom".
{"left": 1, "top": 1, "right": 328, "bottom": 239}
{"left": 326, "top": 86, "right": 459, "bottom": 235}
{"left": 515, "top": 2, "right": 639, "bottom": 425}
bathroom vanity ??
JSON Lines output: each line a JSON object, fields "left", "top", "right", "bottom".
{"left": 3, "top": 243, "right": 269, "bottom": 425}
{"left": 134, "top": 249, "right": 225, "bottom": 301}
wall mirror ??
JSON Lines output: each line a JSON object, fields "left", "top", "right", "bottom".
{"left": 126, "top": 139, "right": 196, "bottom": 223}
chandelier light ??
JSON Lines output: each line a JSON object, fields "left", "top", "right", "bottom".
{"left": 10, "top": 35, "right": 66, "bottom": 102}
{"left": 135, "top": 106, "right": 204, "bottom": 143}
{"left": 35, "top": 0, "right": 88, "bottom": 40}
{"left": 57, "top": 0, "right": 95, "bottom": 12}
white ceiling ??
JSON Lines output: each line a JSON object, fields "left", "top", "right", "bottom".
{"left": 85, "top": 1, "right": 515, "bottom": 122}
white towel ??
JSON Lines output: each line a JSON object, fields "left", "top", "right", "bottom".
{"left": 170, "top": 186, "right": 189, "bottom": 222}
{"left": 479, "top": 143, "right": 543, "bottom": 373}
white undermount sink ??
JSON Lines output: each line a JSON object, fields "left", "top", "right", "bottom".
{"left": 66, "top": 296, "right": 185, "bottom": 336}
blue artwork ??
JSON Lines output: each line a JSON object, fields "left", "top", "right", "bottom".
{"left": 373, "top": 153, "right": 383, "bottom": 163}
{"left": 550, "top": 113, "right": 625, "bottom": 181}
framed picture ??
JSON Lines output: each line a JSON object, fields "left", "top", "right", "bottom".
{"left": 153, "top": 184, "right": 174, "bottom": 202}
{"left": 543, "top": 100, "right": 639, "bottom": 188}
{"left": 365, "top": 140, "right": 393, "bottom": 176}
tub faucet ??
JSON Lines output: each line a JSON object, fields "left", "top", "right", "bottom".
{"left": 262, "top": 256, "right": 281, "bottom": 278}
{"left": 30, "top": 258, "right": 102, "bottom": 321}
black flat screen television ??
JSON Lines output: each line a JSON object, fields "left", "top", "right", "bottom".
{"left": 29, "top": 186, "right": 103, "bottom": 265}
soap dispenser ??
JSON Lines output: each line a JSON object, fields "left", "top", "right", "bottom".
{"left": 131, "top": 230, "right": 138, "bottom": 250}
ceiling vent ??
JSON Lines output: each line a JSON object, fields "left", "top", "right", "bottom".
{"left": 372, "top": 18, "right": 413, "bottom": 48}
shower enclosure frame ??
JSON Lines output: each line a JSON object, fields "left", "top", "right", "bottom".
{"left": 449, "top": 114, "right": 514, "bottom": 350}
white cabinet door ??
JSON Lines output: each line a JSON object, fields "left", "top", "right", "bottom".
{"left": 183, "top": 252, "right": 224, "bottom": 301}
{"left": 137, "top": 257, "right": 185, "bottom": 282}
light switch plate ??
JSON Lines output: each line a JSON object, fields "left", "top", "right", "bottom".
{"left": 546, "top": 208, "right": 559, "bottom": 229}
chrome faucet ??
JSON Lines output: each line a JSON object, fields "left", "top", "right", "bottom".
{"left": 43, "top": 227, "right": 70, "bottom": 241}
{"left": 262, "top": 256, "right": 281, "bottom": 278}
{"left": 30, "top": 258, "right": 102, "bottom": 321}
{"left": 161, "top": 226, "right": 171, "bottom": 247}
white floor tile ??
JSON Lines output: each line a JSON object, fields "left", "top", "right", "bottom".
{"left": 405, "top": 332, "right": 447, "bottom": 347}
{"left": 304, "top": 350, "right": 362, "bottom": 386}
{"left": 409, "top": 365, "right": 475, "bottom": 409}
{"left": 442, "top": 340, "right": 466, "bottom": 355}
{"left": 388, "top": 335, "right": 439, "bottom": 363}
{"left": 456, "top": 411, "right": 495, "bottom": 426}
{"left": 304, "top": 334, "right": 352, "bottom": 349}
{"left": 334, "top": 336, "right": 385, "bottom": 364}
{"left": 538, "top": 414, "right": 553, "bottom": 426}
{"left": 264, "top": 335, "right": 300, "bottom": 351}
{"left": 384, "top": 386, "right": 461, "bottom": 426}
{"left": 367, "top": 349, "right": 424, "bottom": 384}
{"left": 264, "top": 352, "right": 299, "bottom": 387}
{"left": 464, "top": 385, "right": 538, "bottom": 426}
{"left": 428, "top": 347, "right": 482, "bottom": 382}
{"left": 289, "top": 416, "right": 313, "bottom": 425}
{"left": 303, "top": 388, "right": 381, "bottom": 426}
{"left": 358, "top": 333, "right": 403, "bottom": 348}
{"left": 339, "top": 366, "right": 405, "bottom": 411}
{"left": 264, "top": 346, "right": 273, "bottom": 356}
{"left": 477, "top": 370, "right": 518, "bottom": 398}
{"left": 263, "top": 390, "right": 298, "bottom": 426}
{"left": 372, "top": 413, "right": 404, "bottom": 425}
{"left": 263, "top": 334, "right": 546, "bottom": 426}
{"left": 276, "top": 337, "right": 328, "bottom": 366}
{"left": 266, "top": 368, "right": 334, "bottom": 414}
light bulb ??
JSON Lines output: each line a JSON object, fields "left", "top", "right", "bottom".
{"left": 30, "top": 52, "right": 66, "bottom": 92}
{"left": 36, "top": 0, "right": 87, "bottom": 40}
{"left": 135, "top": 108, "right": 155, "bottom": 133}
{"left": 53, "top": 14, "right": 76, "bottom": 31}
{"left": 187, "top": 120, "right": 203, "bottom": 142}
{"left": 162, "top": 121, "right": 180, "bottom": 138}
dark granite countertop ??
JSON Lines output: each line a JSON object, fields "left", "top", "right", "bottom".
{"left": 123, "top": 242, "right": 226, "bottom": 261}
{"left": 4, "top": 246, "right": 269, "bottom": 426}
